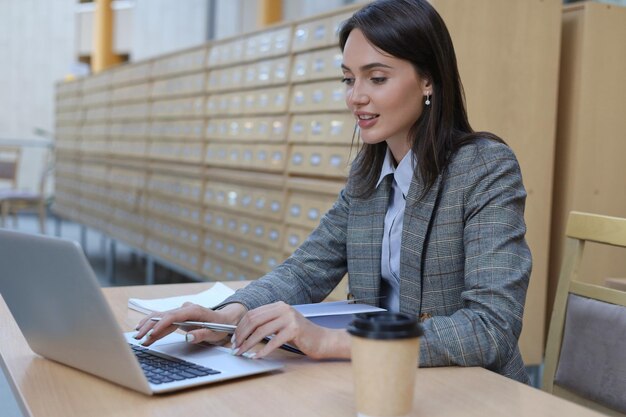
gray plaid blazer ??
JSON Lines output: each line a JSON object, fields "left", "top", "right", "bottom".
{"left": 224, "top": 138, "right": 532, "bottom": 383}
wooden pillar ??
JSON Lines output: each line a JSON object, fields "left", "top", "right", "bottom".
{"left": 258, "top": 0, "right": 282, "bottom": 27}
{"left": 92, "top": 0, "right": 122, "bottom": 73}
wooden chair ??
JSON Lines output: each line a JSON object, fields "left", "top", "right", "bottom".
{"left": 543, "top": 211, "right": 626, "bottom": 416}
{"left": 0, "top": 146, "right": 20, "bottom": 188}
{"left": 0, "top": 146, "right": 51, "bottom": 234}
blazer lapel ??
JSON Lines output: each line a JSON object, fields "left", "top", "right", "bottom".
{"left": 347, "top": 175, "right": 392, "bottom": 306}
{"left": 399, "top": 173, "right": 443, "bottom": 315}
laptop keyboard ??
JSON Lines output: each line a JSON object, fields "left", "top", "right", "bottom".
{"left": 130, "top": 344, "right": 221, "bottom": 385}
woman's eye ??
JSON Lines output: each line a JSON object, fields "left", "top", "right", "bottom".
{"left": 371, "top": 77, "right": 387, "bottom": 84}
{"left": 341, "top": 77, "right": 355, "bottom": 86}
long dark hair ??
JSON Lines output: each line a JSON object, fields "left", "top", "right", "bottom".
{"left": 339, "top": 0, "right": 502, "bottom": 198}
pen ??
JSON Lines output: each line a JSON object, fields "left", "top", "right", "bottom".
{"left": 149, "top": 317, "right": 304, "bottom": 355}
{"left": 149, "top": 317, "right": 236, "bottom": 333}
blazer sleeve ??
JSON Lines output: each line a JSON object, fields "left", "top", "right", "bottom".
{"left": 419, "top": 142, "right": 532, "bottom": 373}
{"left": 218, "top": 188, "right": 351, "bottom": 311}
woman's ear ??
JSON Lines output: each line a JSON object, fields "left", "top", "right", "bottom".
{"left": 420, "top": 77, "right": 433, "bottom": 96}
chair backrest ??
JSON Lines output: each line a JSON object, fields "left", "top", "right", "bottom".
{"left": 38, "top": 147, "right": 55, "bottom": 197}
{"left": 0, "top": 146, "right": 20, "bottom": 188}
{"left": 543, "top": 211, "right": 626, "bottom": 416}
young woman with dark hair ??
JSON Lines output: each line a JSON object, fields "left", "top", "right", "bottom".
{"left": 136, "top": 0, "right": 532, "bottom": 383}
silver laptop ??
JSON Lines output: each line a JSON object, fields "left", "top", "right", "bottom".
{"left": 0, "top": 229, "right": 283, "bottom": 394}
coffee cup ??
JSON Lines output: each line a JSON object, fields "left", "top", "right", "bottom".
{"left": 347, "top": 312, "right": 423, "bottom": 417}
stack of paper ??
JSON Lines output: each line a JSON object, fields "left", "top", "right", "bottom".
{"left": 128, "top": 282, "right": 235, "bottom": 314}
{"left": 128, "top": 283, "right": 385, "bottom": 329}
{"left": 293, "top": 301, "right": 385, "bottom": 329}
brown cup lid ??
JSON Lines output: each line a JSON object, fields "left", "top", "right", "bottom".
{"left": 347, "top": 312, "right": 423, "bottom": 340}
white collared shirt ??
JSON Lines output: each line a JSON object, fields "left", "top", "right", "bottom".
{"left": 376, "top": 148, "right": 415, "bottom": 312}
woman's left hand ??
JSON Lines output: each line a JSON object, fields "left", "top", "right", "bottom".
{"left": 232, "top": 301, "right": 350, "bottom": 360}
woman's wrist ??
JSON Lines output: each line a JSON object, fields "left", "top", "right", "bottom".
{"left": 217, "top": 303, "right": 248, "bottom": 325}
{"left": 321, "top": 328, "right": 352, "bottom": 359}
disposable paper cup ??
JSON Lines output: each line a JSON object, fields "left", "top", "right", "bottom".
{"left": 348, "top": 312, "right": 423, "bottom": 417}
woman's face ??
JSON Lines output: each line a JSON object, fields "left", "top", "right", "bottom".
{"left": 342, "top": 29, "right": 430, "bottom": 162}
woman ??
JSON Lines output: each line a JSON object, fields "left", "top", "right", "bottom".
{"left": 136, "top": 0, "right": 532, "bottom": 383}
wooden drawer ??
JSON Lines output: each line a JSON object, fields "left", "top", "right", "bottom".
{"left": 151, "top": 72, "right": 205, "bottom": 98}
{"left": 201, "top": 255, "right": 262, "bottom": 282}
{"left": 108, "top": 166, "right": 146, "bottom": 190}
{"left": 203, "top": 234, "right": 282, "bottom": 273}
{"left": 207, "top": 39, "right": 245, "bottom": 67}
{"left": 206, "top": 116, "right": 288, "bottom": 142}
{"left": 147, "top": 174, "right": 203, "bottom": 203}
{"left": 109, "top": 102, "right": 150, "bottom": 121}
{"left": 285, "top": 189, "right": 338, "bottom": 229}
{"left": 289, "top": 114, "right": 353, "bottom": 145}
{"left": 146, "top": 141, "right": 204, "bottom": 163}
{"left": 289, "top": 80, "right": 345, "bottom": 113}
{"left": 291, "top": 47, "right": 343, "bottom": 82}
{"left": 247, "top": 86, "right": 290, "bottom": 114}
{"left": 146, "top": 237, "right": 201, "bottom": 274}
{"left": 109, "top": 121, "right": 147, "bottom": 140}
{"left": 110, "top": 83, "right": 151, "bottom": 104}
{"left": 108, "top": 140, "right": 147, "bottom": 159}
{"left": 204, "top": 181, "right": 284, "bottom": 222}
{"left": 283, "top": 224, "right": 312, "bottom": 254}
{"left": 203, "top": 209, "right": 284, "bottom": 250}
{"left": 151, "top": 96, "right": 204, "bottom": 119}
{"left": 287, "top": 145, "right": 351, "bottom": 178}
{"left": 146, "top": 216, "right": 203, "bottom": 249}
{"left": 150, "top": 120, "right": 204, "bottom": 140}
{"left": 244, "top": 26, "right": 292, "bottom": 61}
{"left": 152, "top": 46, "right": 207, "bottom": 78}
{"left": 206, "top": 66, "right": 245, "bottom": 93}
{"left": 292, "top": 17, "right": 333, "bottom": 52}
{"left": 145, "top": 195, "right": 202, "bottom": 227}
{"left": 205, "top": 143, "right": 287, "bottom": 172}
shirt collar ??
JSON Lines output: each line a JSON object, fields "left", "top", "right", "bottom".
{"left": 394, "top": 150, "right": 414, "bottom": 198}
{"left": 375, "top": 147, "right": 396, "bottom": 188}
{"left": 375, "top": 147, "right": 415, "bottom": 197}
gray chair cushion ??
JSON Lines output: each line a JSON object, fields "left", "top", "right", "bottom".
{"left": 0, "top": 190, "right": 39, "bottom": 200}
{"left": 555, "top": 293, "right": 626, "bottom": 414}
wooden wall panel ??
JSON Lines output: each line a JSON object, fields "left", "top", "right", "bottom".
{"left": 435, "top": 0, "right": 562, "bottom": 365}
{"left": 549, "top": 3, "right": 626, "bottom": 325}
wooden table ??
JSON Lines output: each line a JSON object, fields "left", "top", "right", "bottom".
{"left": 0, "top": 282, "right": 604, "bottom": 417}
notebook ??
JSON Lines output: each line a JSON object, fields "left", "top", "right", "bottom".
{"left": 0, "top": 229, "right": 283, "bottom": 395}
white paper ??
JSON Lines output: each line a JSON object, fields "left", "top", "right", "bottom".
{"left": 293, "top": 301, "right": 385, "bottom": 330}
{"left": 128, "top": 282, "right": 235, "bottom": 315}
{"left": 293, "top": 300, "right": 385, "bottom": 318}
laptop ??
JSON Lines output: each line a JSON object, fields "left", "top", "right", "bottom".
{"left": 0, "top": 229, "right": 283, "bottom": 395}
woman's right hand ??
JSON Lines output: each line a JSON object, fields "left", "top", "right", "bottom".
{"left": 133, "top": 302, "right": 247, "bottom": 347}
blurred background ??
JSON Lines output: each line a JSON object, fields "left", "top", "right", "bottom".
{"left": 1, "top": 1, "right": 625, "bottom": 415}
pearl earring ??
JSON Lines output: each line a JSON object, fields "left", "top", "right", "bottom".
{"left": 425, "top": 93, "right": 431, "bottom": 106}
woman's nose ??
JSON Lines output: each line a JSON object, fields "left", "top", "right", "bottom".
{"left": 347, "top": 83, "right": 369, "bottom": 107}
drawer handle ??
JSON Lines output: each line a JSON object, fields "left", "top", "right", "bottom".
{"left": 310, "top": 153, "right": 322, "bottom": 166}
{"left": 289, "top": 235, "right": 300, "bottom": 247}
{"left": 292, "top": 152, "right": 304, "bottom": 165}
{"left": 313, "top": 58, "right": 325, "bottom": 72}
{"left": 290, "top": 204, "right": 301, "bottom": 217}
{"left": 293, "top": 121, "right": 305, "bottom": 134}
{"left": 310, "top": 121, "right": 323, "bottom": 135}
{"left": 314, "top": 25, "right": 326, "bottom": 40}
{"left": 312, "top": 90, "right": 324, "bottom": 103}
{"left": 330, "top": 155, "right": 343, "bottom": 167}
